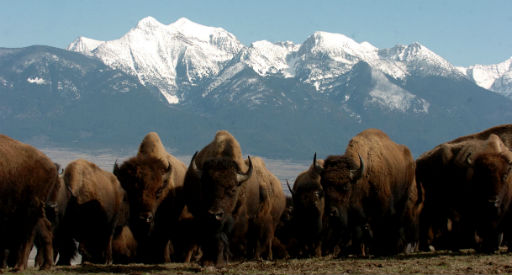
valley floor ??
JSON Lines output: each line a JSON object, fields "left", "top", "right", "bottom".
{"left": 9, "top": 249, "right": 512, "bottom": 274}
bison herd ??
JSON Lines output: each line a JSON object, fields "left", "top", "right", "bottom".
{"left": 2, "top": 125, "right": 512, "bottom": 271}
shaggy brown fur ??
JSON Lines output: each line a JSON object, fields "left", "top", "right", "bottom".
{"left": 56, "top": 159, "right": 126, "bottom": 265}
{"left": 34, "top": 173, "right": 71, "bottom": 269}
{"left": 469, "top": 152, "right": 512, "bottom": 252}
{"left": 113, "top": 132, "right": 187, "bottom": 263}
{"left": 185, "top": 130, "right": 286, "bottom": 266}
{"left": 112, "top": 225, "right": 138, "bottom": 264}
{"left": 288, "top": 155, "right": 325, "bottom": 258}
{"left": 416, "top": 133, "right": 512, "bottom": 251}
{"left": 0, "top": 134, "right": 60, "bottom": 271}
{"left": 321, "top": 128, "right": 420, "bottom": 256}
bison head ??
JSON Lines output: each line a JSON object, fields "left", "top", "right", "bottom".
{"left": 113, "top": 156, "right": 172, "bottom": 236}
{"left": 189, "top": 152, "right": 253, "bottom": 226}
{"left": 320, "top": 154, "right": 364, "bottom": 234}
{"left": 470, "top": 152, "right": 512, "bottom": 252}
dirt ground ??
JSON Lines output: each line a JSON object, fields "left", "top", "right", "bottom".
{"left": 5, "top": 249, "right": 512, "bottom": 275}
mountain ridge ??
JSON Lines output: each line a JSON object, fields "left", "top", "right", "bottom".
{"left": 1, "top": 18, "right": 512, "bottom": 160}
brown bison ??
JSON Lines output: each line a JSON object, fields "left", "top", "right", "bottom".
{"left": 34, "top": 169, "right": 71, "bottom": 269}
{"left": 320, "top": 128, "right": 420, "bottom": 256}
{"left": 469, "top": 151, "right": 512, "bottom": 252}
{"left": 55, "top": 159, "right": 127, "bottom": 265}
{"left": 416, "top": 131, "right": 512, "bottom": 251}
{"left": 272, "top": 196, "right": 295, "bottom": 259}
{"left": 113, "top": 132, "right": 187, "bottom": 263}
{"left": 287, "top": 153, "right": 325, "bottom": 258}
{"left": 185, "top": 130, "right": 286, "bottom": 266}
{"left": 0, "top": 134, "right": 60, "bottom": 271}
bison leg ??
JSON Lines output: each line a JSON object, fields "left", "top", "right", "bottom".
{"left": 55, "top": 232, "right": 76, "bottom": 265}
{"left": 13, "top": 228, "right": 36, "bottom": 272}
{"left": 35, "top": 217, "right": 54, "bottom": 270}
{"left": 105, "top": 234, "right": 114, "bottom": 265}
{"left": 253, "top": 216, "right": 274, "bottom": 261}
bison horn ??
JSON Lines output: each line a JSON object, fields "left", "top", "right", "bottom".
{"left": 350, "top": 153, "right": 365, "bottom": 182}
{"left": 286, "top": 179, "right": 294, "bottom": 196}
{"left": 237, "top": 156, "right": 253, "bottom": 184}
{"left": 466, "top": 153, "right": 473, "bottom": 165}
{"left": 189, "top": 151, "right": 202, "bottom": 179}
{"left": 164, "top": 161, "right": 172, "bottom": 173}
{"left": 312, "top": 152, "right": 323, "bottom": 175}
{"left": 113, "top": 160, "right": 121, "bottom": 176}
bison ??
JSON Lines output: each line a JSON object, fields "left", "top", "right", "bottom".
{"left": 272, "top": 196, "right": 295, "bottom": 259}
{"left": 287, "top": 153, "right": 325, "bottom": 258}
{"left": 113, "top": 132, "right": 187, "bottom": 263}
{"left": 469, "top": 151, "right": 512, "bottom": 253}
{"left": 320, "top": 128, "right": 421, "bottom": 256}
{"left": 54, "top": 159, "right": 127, "bottom": 265}
{"left": 416, "top": 131, "right": 512, "bottom": 251}
{"left": 184, "top": 130, "right": 286, "bottom": 266}
{"left": 33, "top": 168, "right": 71, "bottom": 269}
{"left": 0, "top": 134, "right": 60, "bottom": 271}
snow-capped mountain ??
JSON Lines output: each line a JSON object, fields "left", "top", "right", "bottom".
{"left": 68, "top": 17, "right": 462, "bottom": 107}
{"left": 67, "top": 37, "right": 104, "bottom": 55}
{"left": 69, "top": 17, "right": 243, "bottom": 104}
{"left": 2, "top": 17, "right": 512, "bottom": 160}
{"left": 457, "top": 57, "right": 512, "bottom": 98}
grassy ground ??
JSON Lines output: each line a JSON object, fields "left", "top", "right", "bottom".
{"left": 6, "top": 250, "right": 512, "bottom": 274}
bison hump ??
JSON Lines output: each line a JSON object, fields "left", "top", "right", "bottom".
{"left": 137, "top": 132, "right": 167, "bottom": 158}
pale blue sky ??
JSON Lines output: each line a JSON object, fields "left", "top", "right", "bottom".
{"left": 1, "top": 0, "right": 511, "bottom": 66}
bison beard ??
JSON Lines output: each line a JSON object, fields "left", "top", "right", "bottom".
{"left": 200, "top": 214, "right": 234, "bottom": 265}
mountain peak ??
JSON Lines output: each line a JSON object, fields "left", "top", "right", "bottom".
{"left": 66, "top": 36, "right": 104, "bottom": 54}
{"left": 167, "top": 17, "right": 235, "bottom": 44}
{"left": 136, "top": 16, "right": 163, "bottom": 29}
{"left": 460, "top": 56, "right": 512, "bottom": 95}
{"left": 173, "top": 17, "right": 194, "bottom": 27}
{"left": 300, "top": 31, "right": 377, "bottom": 58}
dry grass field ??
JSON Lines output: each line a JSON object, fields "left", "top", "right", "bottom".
{"left": 5, "top": 249, "right": 512, "bottom": 275}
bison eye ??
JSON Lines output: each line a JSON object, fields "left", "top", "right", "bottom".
{"left": 337, "top": 184, "right": 350, "bottom": 193}
{"left": 227, "top": 187, "right": 237, "bottom": 197}
{"left": 156, "top": 186, "right": 164, "bottom": 199}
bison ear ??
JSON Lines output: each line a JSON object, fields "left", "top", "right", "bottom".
{"left": 237, "top": 155, "right": 253, "bottom": 185}
{"left": 349, "top": 154, "right": 365, "bottom": 183}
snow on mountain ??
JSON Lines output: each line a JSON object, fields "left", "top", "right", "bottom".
{"left": 240, "top": 40, "right": 299, "bottom": 77}
{"left": 457, "top": 57, "right": 512, "bottom": 98}
{"left": 366, "top": 69, "right": 430, "bottom": 113}
{"left": 67, "top": 37, "right": 104, "bottom": 55}
{"left": 378, "top": 42, "right": 461, "bottom": 78}
{"left": 68, "top": 16, "right": 243, "bottom": 104}
{"left": 67, "top": 17, "right": 477, "bottom": 105}
{"left": 292, "top": 31, "right": 379, "bottom": 91}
